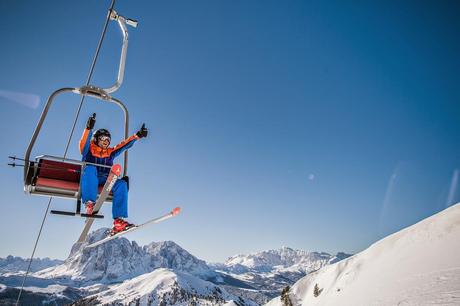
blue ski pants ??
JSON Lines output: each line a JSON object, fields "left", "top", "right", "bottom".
{"left": 81, "top": 165, "right": 128, "bottom": 219}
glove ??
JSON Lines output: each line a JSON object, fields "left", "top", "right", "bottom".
{"left": 86, "top": 113, "right": 96, "bottom": 129}
{"left": 136, "top": 123, "right": 148, "bottom": 138}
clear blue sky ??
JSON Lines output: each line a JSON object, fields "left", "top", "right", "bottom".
{"left": 1, "top": 0, "right": 459, "bottom": 263}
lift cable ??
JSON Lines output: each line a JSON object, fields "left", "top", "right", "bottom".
{"left": 16, "top": 1, "right": 117, "bottom": 304}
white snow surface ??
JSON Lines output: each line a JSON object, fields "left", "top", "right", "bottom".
{"left": 17, "top": 284, "right": 68, "bottom": 294}
{"left": 93, "top": 268, "right": 255, "bottom": 306}
{"left": 266, "top": 203, "right": 460, "bottom": 306}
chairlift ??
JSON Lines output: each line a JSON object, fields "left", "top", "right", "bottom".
{"left": 20, "top": 10, "right": 139, "bottom": 219}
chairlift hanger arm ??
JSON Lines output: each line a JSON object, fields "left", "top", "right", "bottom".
{"left": 104, "top": 10, "right": 138, "bottom": 94}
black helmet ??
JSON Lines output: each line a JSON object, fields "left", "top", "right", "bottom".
{"left": 93, "top": 128, "right": 111, "bottom": 144}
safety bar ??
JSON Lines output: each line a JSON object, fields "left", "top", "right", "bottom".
{"left": 35, "top": 155, "right": 114, "bottom": 169}
{"left": 104, "top": 10, "right": 138, "bottom": 94}
{"left": 24, "top": 87, "right": 130, "bottom": 182}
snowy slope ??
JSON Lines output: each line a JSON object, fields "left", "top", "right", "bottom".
{"left": 266, "top": 203, "right": 460, "bottom": 306}
{"left": 77, "top": 268, "right": 257, "bottom": 306}
{"left": 0, "top": 284, "right": 84, "bottom": 306}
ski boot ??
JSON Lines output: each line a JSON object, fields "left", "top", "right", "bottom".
{"left": 85, "top": 201, "right": 95, "bottom": 215}
{"left": 111, "top": 218, "right": 135, "bottom": 235}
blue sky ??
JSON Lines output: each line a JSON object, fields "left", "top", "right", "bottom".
{"left": 1, "top": 0, "right": 459, "bottom": 262}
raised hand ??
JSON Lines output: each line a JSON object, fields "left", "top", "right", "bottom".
{"left": 86, "top": 113, "right": 96, "bottom": 129}
{"left": 136, "top": 123, "right": 148, "bottom": 138}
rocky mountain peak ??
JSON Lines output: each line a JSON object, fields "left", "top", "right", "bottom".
{"left": 34, "top": 228, "right": 215, "bottom": 285}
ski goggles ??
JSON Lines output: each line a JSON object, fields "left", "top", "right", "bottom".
{"left": 98, "top": 136, "right": 111, "bottom": 142}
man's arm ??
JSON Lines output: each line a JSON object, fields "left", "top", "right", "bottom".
{"left": 110, "top": 134, "right": 139, "bottom": 158}
{"left": 111, "top": 124, "right": 148, "bottom": 158}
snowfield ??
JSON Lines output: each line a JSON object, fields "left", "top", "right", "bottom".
{"left": 266, "top": 203, "right": 460, "bottom": 306}
{"left": 16, "top": 284, "right": 68, "bottom": 294}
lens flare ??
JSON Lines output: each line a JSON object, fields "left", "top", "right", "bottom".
{"left": 446, "top": 169, "right": 459, "bottom": 208}
{"left": 0, "top": 89, "right": 40, "bottom": 109}
{"left": 378, "top": 163, "right": 403, "bottom": 236}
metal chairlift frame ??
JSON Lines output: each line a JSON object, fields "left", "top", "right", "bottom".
{"left": 23, "top": 10, "right": 138, "bottom": 218}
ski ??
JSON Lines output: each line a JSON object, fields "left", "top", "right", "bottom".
{"left": 77, "top": 164, "right": 122, "bottom": 243}
{"left": 85, "top": 207, "right": 181, "bottom": 248}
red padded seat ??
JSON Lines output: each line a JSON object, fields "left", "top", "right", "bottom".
{"left": 33, "top": 159, "right": 81, "bottom": 193}
{"left": 36, "top": 159, "right": 81, "bottom": 182}
{"left": 35, "top": 177, "right": 107, "bottom": 193}
{"left": 35, "top": 177, "right": 79, "bottom": 191}
{"left": 32, "top": 158, "right": 111, "bottom": 197}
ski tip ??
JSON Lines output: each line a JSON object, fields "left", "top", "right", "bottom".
{"left": 112, "top": 164, "right": 122, "bottom": 176}
{"left": 172, "top": 207, "right": 181, "bottom": 216}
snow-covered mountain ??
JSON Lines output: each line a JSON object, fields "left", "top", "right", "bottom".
{"left": 1, "top": 229, "right": 351, "bottom": 305}
{"left": 72, "top": 268, "right": 257, "bottom": 306}
{"left": 266, "top": 203, "right": 460, "bottom": 306}
{"left": 34, "top": 228, "right": 216, "bottom": 285}
{"left": 210, "top": 248, "right": 351, "bottom": 301}
{"left": 23, "top": 229, "right": 259, "bottom": 305}
{"left": 0, "top": 255, "right": 63, "bottom": 273}
{"left": 213, "top": 248, "right": 350, "bottom": 274}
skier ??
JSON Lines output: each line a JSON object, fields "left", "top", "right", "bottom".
{"left": 79, "top": 113, "right": 148, "bottom": 234}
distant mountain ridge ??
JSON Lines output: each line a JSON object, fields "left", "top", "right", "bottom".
{"left": 212, "top": 247, "right": 351, "bottom": 274}
{"left": 209, "top": 247, "right": 352, "bottom": 302}
{"left": 0, "top": 255, "right": 63, "bottom": 273}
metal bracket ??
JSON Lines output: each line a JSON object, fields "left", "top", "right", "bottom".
{"left": 77, "top": 85, "right": 111, "bottom": 100}
{"left": 110, "top": 10, "right": 138, "bottom": 28}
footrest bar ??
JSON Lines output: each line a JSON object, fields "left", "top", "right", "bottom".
{"left": 50, "top": 210, "right": 76, "bottom": 216}
{"left": 80, "top": 213, "right": 104, "bottom": 219}
{"left": 51, "top": 210, "right": 104, "bottom": 219}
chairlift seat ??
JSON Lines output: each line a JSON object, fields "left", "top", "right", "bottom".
{"left": 27, "top": 156, "right": 112, "bottom": 201}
